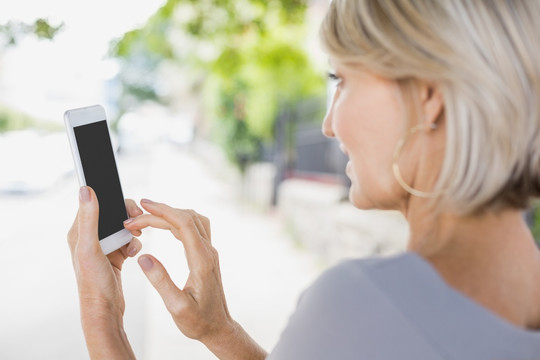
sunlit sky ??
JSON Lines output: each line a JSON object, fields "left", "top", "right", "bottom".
{"left": 0, "top": 0, "right": 166, "bottom": 122}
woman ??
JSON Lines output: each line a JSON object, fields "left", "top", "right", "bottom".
{"left": 68, "top": 0, "right": 540, "bottom": 358}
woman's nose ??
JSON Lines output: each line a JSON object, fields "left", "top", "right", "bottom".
{"left": 322, "top": 104, "right": 335, "bottom": 138}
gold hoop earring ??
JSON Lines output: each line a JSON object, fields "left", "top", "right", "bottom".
{"left": 392, "top": 124, "right": 442, "bottom": 198}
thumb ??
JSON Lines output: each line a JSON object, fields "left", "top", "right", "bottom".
{"left": 77, "top": 186, "right": 101, "bottom": 254}
{"left": 138, "top": 255, "right": 188, "bottom": 311}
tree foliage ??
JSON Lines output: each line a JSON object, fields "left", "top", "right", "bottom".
{"left": 531, "top": 205, "right": 540, "bottom": 245}
{"left": 110, "top": 0, "right": 325, "bottom": 170}
{"left": 0, "top": 19, "right": 63, "bottom": 48}
{"left": 0, "top": 19, "right": 63, "bottom": 132}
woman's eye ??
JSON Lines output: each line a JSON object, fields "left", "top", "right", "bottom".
{"left": 326, "top": 72, "right": 342, "bottom": 103}
{"left": 328, "top": 72, "right": 343, "bottom": 88}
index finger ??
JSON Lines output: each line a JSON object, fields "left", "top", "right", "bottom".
{"left": 140, "top": 200, "right": 205, "bottom": 239}
{"left": 126, "top": 207, "right": 210, "bottom": 271}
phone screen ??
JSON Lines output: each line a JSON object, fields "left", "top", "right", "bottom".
{"left": 74, "top": 120, "right": 127, "bottom": 240}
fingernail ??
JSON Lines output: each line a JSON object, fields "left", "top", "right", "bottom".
{"left": 128, "top": 246, "right": 137, "bottom": 257}
{"left": 79, "top": 187, "right": 91, "bottom": 203}
{"left": 124, "top": 218, "right": 134, "bottom": 225}
{"left": 138, "top": 255, "right": 154, "bottom": 271}
{"left": 141, "top": 199, "right": 153, "bottom": 205}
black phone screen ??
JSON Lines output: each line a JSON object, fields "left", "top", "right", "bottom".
{"left": 74, "top": 120, "right": 127, "bottom": 240}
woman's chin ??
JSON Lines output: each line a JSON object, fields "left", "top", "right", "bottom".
{"left": 349, "top": 186, "right": 374, "bottom": 209}
{"left": 349, "top": 184, "right": 396, "bottom": 210}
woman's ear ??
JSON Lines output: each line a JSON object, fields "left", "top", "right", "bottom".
{"left": 419, "top": 82, "right": 444, "bottom": 128}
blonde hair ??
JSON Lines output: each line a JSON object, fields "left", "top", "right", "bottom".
{"left": 320, "top": 0, "right": 540, "bottom": 215}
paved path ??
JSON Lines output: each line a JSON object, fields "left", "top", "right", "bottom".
{"left": 0, "top": 142, "right": 322, "bottom": 359}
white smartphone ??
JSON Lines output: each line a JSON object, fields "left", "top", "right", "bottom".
{"left": 64, "top": 104, "right": 132, "bottom": 255}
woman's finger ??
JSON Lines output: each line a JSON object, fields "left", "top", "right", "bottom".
{"left": 183, "top": 210, "right": 208, "bottom": 242}
{"left": 127, "top": 211, "right": 208, "bottom": 246}
{"left": 126, "top": 211, "right": 209, "bottom": 271}
{"left": 193, "top": 211, "right": 211, "bottom": 245}
{"left": 139, "top": 201, "right": 209, "bottom": 245}
{"left": 129, "top": 229, "right": 142, "bottom": 237}
{"left": 125, "top": 199, "right": 143, "bottom": 237}
{"left": 124, "top": 214, "right": 172, "bottom": 232}
{"left": 106, "top": 236, "right": 142, "bottom": 270}
{"left": 197, "top": 213, "right": 211, "bottom": 241}
{"left": 67, "top": 210, "right": 80, "bottom": 255}
{"left": 77, "top": 186, "right": 102, "bottom": 256}
{"left": 125, "top": 199, "right": 143, "bottom": 218}
{"left": 138, "top": 254, "right": 193, "bottom": 313}
{"left": 123, "top": 237, "right": 143, "bottom": 258}
{"left": 140, "top": 200, "right": 194, "bottom": 230}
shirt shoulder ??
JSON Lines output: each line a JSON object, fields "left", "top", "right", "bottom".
{"left": 267, "top": 253, "right": 445, "bottom": 360}
{"left": 267, "top": 252, "right": 540, "bottom": 360}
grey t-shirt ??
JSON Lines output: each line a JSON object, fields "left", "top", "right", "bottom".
{"left": 267, "top": 252, "right": 540, "bottom": 360}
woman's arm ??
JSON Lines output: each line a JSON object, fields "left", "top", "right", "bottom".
{"left": 80, "top": 310, "right": 134, "bottom": 359}
{"left": 68, "top": 186, "right": 142, "bottom": 359}
{"left": 125, "top": 199, "right": 267, "bottom": 360}
{"left": 202, "top": 320, "right": 267, "bottom": 360}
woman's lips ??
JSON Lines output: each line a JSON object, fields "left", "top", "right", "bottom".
{"left": 339, "top": 143, "right": 349, "bottom": 156}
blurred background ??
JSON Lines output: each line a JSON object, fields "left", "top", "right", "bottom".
{"left": 2, "top": 1, "right": 537, "bottom": 359}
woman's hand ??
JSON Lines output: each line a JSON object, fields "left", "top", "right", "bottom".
{"left": 124, "top": 199, "right": 267, "bottom": 360}
{"left": 68, "top": 186, "right": 142, "bottom": 359}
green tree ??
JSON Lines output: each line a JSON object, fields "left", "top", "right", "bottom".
{"left": 0, "top": 19, "right": 63, "bottom": 132}
{"left": 0, "top": 19, "right": 63, "bottom": 48}
{"left": 110, "top": 0, "right": 325, "bottom": 171}
{"left": 530, "top": 205, "right": 540, "bottom": 246}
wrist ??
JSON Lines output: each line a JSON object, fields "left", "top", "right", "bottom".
{"left": 80, "top": 306, "right": 123, "bottom": 333}
{"left": 79, "top": 294, "right": 124, "bottom": 323}
{"left": 203, "top": 320, "right": 267, "bottom": 360}
{"left": 82, "top": 318, "right": 134, "bottom": 360}
{"left": 79, "top": 300, "right": 134, "bottom": 359}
